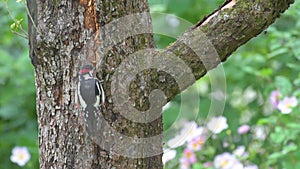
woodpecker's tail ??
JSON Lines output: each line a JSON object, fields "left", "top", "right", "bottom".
{"left": 83, "top": 106, "right": 101, "bottom": 136}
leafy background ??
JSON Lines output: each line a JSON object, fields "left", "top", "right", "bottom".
{"left": 1, "top": 0, "right": 300, "bottom": 168}
{"left": 0, "top": 0, "right": 38, "bottom": 168}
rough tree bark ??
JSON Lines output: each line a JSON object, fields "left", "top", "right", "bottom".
{"left": 26, "top": 0, "right": 294, "bottom": 168}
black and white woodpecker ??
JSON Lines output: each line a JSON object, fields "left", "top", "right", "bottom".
{"left": 77, "top": 64, "right": 105, "bottom": 135}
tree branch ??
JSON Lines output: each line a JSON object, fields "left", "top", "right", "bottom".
{"left": 27, "top": 0, "right": 295, "bottom": 167}
{"left": 159, "top": 0, "right": 295, "bottom": 101}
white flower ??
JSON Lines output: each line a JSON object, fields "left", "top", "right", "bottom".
{"left": 10, "top": 146, "right": 31, "bottom": 166}
{"left": 207, "top": 116, "right": 228, "bottom": 134}
{"left": 167, "top": 134, "right": 186, "bottom": 148}
{"left": 167, "top": 121, "right": 204, "bottom": 148}
{"left": 232, "top": 163, "right": 243, "bottom": 169}
{"left": 253, "top": 126, "right": 268, "bottom": 140}
{"left": 182, "top": 121, "right": 204, "bottom": 142}
{"left": 162, "top": 149, "right": 176, "bottom": 165}
{"left": 244, "top": 165, "right": 259, "bottom": 169}
{"left": 214, "top": 152, "right": 243, "bottom": 169}
{"left": 277, "top": 96, "right": 298, "bottom": 114}
{"left": 233, "top": 146, "right": 249, "bottom": 158}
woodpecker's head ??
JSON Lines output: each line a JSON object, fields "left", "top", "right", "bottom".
{"left": 79, "top": 64, "right": 94, "bottom": 78}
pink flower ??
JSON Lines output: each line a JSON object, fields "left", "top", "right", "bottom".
{"left": 277, "top": 96, "right": 298, "bottom": 114}
{"left": 214, "top": 152, "right": 243, "bottom": 169}
{"left": 180, "top": 158, "right": 191, "bottom": 169}
{"left": 183, "top": 148, "right": 197, "bottom": 164}
{"left": 269, "top": 90, "right": 281, "bottom": 108}
{"left": 237, "top": 124, "right": 250, "bottom": 134}
{"left": 203, "top": 162, "right": 213, "bottom": 167}
{"left": 187, "top": 136, "right": 206, "bottom": 151}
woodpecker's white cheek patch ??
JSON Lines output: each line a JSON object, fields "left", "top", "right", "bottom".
{"left": 94, "top": 95, "right": 100, "bottom": 108}
{"left": 78, "top": 96, "right": 87, "bottom": 109}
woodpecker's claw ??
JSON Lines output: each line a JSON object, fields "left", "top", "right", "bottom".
{"left": 75, "top": 104, "right": 80, "bottom": 109}
{"left": 101, "top": 102, "right": 105, "bottom": 108}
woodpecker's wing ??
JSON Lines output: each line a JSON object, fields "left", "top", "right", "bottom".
{"left": 97, "top": 79, "right": 105, "bottom": 105}
{"left": 93, "top": 78, "right": 102, "bottom": 108}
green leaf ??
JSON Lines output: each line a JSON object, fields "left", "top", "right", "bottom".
{"left": 287, "top": 123, "right": 300, "bottom": 130}
{"left": 270, "top": 126, "right": 286, "bottom": 144}
{"left": 293, "top": 78, "right": 300, "bottom": 86}
{"left": 267, "top": 152, "right": 284, "bottom": 165}
{"left": 257, "top": 116, "right": 277, "bottom": 125}
{"left": 282, "top": 162, "right": 300, "bottom": 169}
{"left": 10, "top": 22, "right": 16, "bottom": 29}
{"left": 192, "top": 163, "right": 204, "bottom": 169}
{"left": 275, "top": 76, "right": 292, "bottom": 96}
{"left": 269, "top": 152, "right": 284, "bottom": 159}
{"left": 282, "top": 144, "right": 298, "bottom": 154}
{"left": 268, "top": 48, "right": 289, "bottom": 59}
{"left": 259, "top": 68, "right": 273, "bottom": 77}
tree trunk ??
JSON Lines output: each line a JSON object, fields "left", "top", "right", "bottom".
{"left": 27, "top": 0, "right": 162, "bottom": 168}
{"left": 27, "top": 0, "right": 294, "bottom": 168}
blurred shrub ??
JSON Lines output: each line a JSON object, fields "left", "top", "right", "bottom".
{"left": 1, "top": 0, "right": 300, "bottom": 168}
{"left": 156, "top": 1, "right": 300, "bottom": 169}
{"left": 0, "top": 1, "right": 38, "bottom": 168}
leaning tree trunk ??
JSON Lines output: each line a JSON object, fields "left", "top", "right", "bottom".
{"left": 27, "top": 0, "right": 294, "bottom": 168}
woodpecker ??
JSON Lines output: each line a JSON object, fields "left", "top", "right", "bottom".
{"left": 77, "top": 64, "right": 105, "bottom": 135}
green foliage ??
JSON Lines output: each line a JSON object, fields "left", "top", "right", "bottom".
{"left": 149, "top": 0, "right": 224, "bottom": 48}
{"left": 156, "top": 1, "right": 300, "bottom": 169}
{"left": 0, "top": 1, "right": 38, "bottom": 168}
{"left": 1, "top": 0, "right": 300, "bottom": 168}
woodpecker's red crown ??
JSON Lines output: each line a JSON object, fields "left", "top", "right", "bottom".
{"left": 79, "top": 64, "right": 93, "bottom": 75}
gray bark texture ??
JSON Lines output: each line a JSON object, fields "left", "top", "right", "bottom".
{"left": 26, "top": 0, "right": 294, "bottom": 168}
